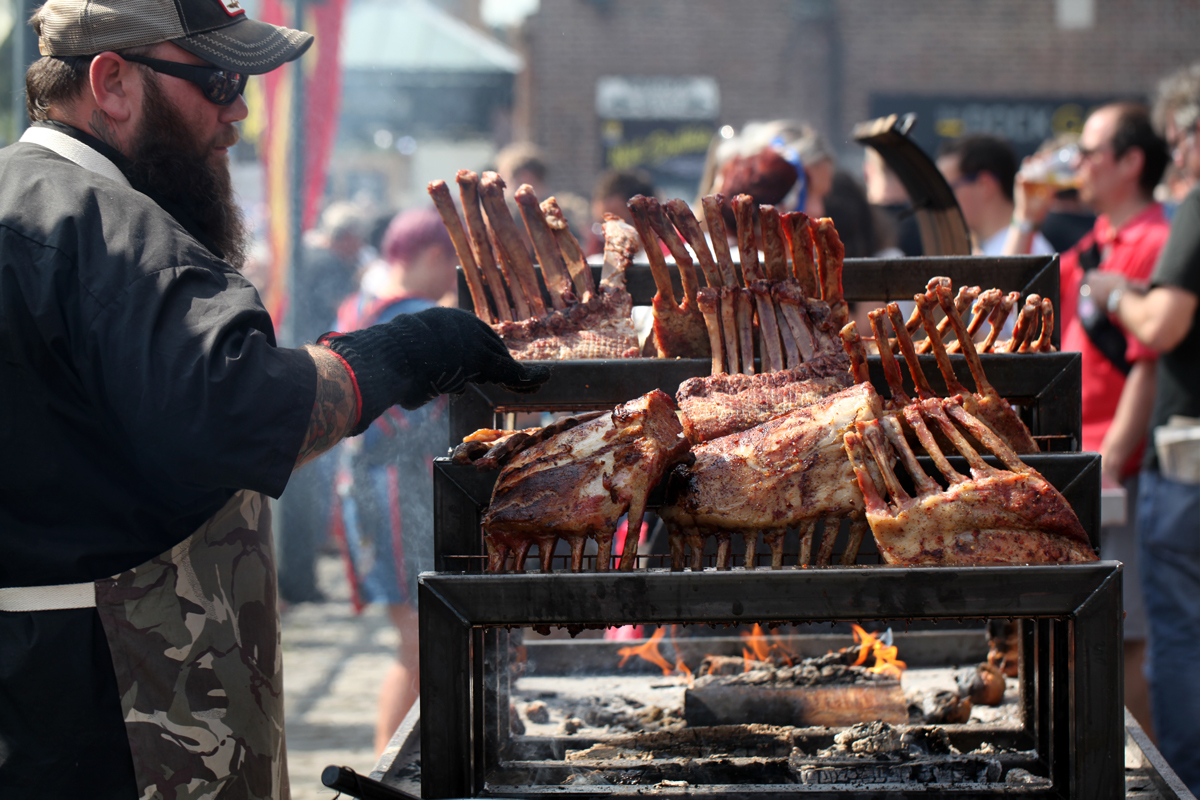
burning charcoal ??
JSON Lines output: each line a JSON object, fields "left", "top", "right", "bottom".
{"left": 560, "top": 717, "right": 584, "bottom": 735}
{"left": 660, "top": 711, "right": 686, "bottom": 732}
{"left": 697, "top": 655, "right": 746, "bottom": 676}
{"left": 635, "top": 706, "right": 664, "bottom": 725}
{"left": 743, "top": 668, "right": 772, "bottom": 685}
{"left": 583, "top": 707, "right": 616, "bottom": 727}
{"left": 923, "top": 690, "right": 972, "bottom": 724}
{"left": 524, "top": 700, "right": 550, "bottom": 724}
{"left": 509, "top": 703, "right": 526, "bottom": 736}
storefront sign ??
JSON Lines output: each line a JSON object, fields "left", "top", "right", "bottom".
{"left": 597, "top": 76, "right": 719, "bottom": 198}
{"left": 869, "top": 94, "right": 1118, "bottom": 158}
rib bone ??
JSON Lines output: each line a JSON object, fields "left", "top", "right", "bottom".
{"left": 628, "top": 195, "right": 710, "bottom": 358}
{"left": 478, "top": 172, "right": 544, "bottom": 318}
{"left": 428, "top": 179, "right": 494, "bottom": 323}
{"left": 515, "top": 185, "right": 572, "bottom": 310}
{"left": 454, "top": 170, "right": 513, "bottom": 321}
{"left": 541, "top": 197, "right": 595, "bottom": 301}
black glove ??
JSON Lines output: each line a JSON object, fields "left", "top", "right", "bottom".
{"left": 317, "top": 307, "right": 550, "bottom": 435}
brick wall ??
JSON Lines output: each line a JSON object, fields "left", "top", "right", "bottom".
{"left": 518, "top": 0, "right": 1200, "bottom": 199}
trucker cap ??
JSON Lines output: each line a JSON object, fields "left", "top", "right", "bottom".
{"left": 35, "top": 0, "right": 314, "bottom": 75}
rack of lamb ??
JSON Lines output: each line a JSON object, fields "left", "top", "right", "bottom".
{"left": 430, "top": 171, "right": 639, "bottom": 360}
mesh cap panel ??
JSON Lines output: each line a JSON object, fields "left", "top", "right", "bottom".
{"left": 38, "top": 0, "right": 186, "bottom": 56}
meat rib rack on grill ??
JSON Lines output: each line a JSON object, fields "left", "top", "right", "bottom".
{"left": 627, "top": 193, "right": 854, "bottom": 443}
{"left": 844, "top": 397, "right": 1096, "bottom": 565}
{"left": 659, "top": 324, "right": 884, "bottom": 572}
{"left": 659, "top": 379, "right": 884, "bottom": 572}
{"left": 892, "top": 278, "right": 1057, "bottom": 355}
{"left": 659, "top": 299, "right": 1053, "bottom": 572}
{"left": 481, "top": 390, "right": 689, "bottom": 573}
{"left": 429, "top": 171, "right": 639, "bottom": 360}
{"left": 872, "top": 281, "right": 1040, "bottom": 455}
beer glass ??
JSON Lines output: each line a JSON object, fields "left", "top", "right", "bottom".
{"left": 1020, "top": 143, "right": 1080, "bottom": 191}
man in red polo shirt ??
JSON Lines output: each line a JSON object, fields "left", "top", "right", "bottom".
{"left": 1016, "top": 102, "right": 1171, "bottom": 732}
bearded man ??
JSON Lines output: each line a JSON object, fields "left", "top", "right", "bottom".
{"left": 0, "top": 2, "right": 547, "bottom": 798}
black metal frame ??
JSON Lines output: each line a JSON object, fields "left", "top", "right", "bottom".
{"left": 418, "top": 561, "right": 1123, "bottom": 799}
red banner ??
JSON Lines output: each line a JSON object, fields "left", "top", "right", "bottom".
{"left": 257, "top": 0, "right": 348, "bottom": 326}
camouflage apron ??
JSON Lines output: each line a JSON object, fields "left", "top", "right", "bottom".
{"left": 94, "top": 490, "right": 289, "bottom": 800}
{"left": 13, "top": 128, "right": 288, "bottom": 799}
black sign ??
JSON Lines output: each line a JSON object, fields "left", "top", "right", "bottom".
{"left": 869, "top": 94, "right": 1121, "bottom": 158}
{"left": 599, "top": 118, "right": 717, "bottom": 201}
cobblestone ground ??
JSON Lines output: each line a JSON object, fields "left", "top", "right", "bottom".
{"left": 281, "top": 555, "right": 397, "bottom": 800}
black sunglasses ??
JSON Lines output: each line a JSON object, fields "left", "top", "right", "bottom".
{"left": 121, "top": 54, "right": 247, "bottom": 106}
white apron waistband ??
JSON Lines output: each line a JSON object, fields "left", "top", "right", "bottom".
{"left": 0, "top": 582, "right": 96, "bottom": 611}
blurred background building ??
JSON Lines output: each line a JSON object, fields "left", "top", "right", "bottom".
{"left": 3, "top": 0, "right": 1200, "bottom": 283}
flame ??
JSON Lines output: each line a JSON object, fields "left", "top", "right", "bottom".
{"left": 738, "top": 623, "right": 797, "bottom": 667}
{"left": 850, "top": 624, "right": 906, "bottom": 678}
{"left": 617, "top": 627, "right": 675, "bottom": 676}
{"left": 675, "top": 656, "right": 693, "bottom": 688}
{"left": 741, "top": 623, "right": 772, "bottom": 662}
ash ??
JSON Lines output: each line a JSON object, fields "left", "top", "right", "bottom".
{"left": 515, "top": 674, "right": 689, "bottom": 738}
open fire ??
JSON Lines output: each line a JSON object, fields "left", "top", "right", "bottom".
{"left": 616, "top": 623, "right": 907, "bottom": 682}
{"left": 501, "top": 623, "right": 1040, "bottom": 791}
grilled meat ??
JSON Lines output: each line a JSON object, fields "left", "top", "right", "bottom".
{"left": 674, "top": 356, "right": 852, "bottom": 444}
{"left": 429, "top": 173, "right": 639, "bottom": 360}
{"left": 482, "top": 390, "right": 689, "bottom": 573}
{"left": 844, "top": 396, "right": 1094, "bottom": 565}
{"left": 660, "top": 379, "right": 884, "bottom": 572}
{"left": 625, "top": 193, "right": 853, "bottom": 443}
{"left": 891, "top": 278, "right": 1057, "bottom": 355}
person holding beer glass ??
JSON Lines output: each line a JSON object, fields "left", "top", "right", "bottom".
{"left": 1017, "top": 103, "right": 1172, "bottom": 738}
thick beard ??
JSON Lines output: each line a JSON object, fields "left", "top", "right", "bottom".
{"left": 125, "top": 73, "right": 248, "bottom": 271}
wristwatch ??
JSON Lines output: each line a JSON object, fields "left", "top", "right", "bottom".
{"left": 1013, "top": 217, "right": 1037, "bottom": 235}
{"left": 1106, "top": 285, "right": 1125, "bottom": 316}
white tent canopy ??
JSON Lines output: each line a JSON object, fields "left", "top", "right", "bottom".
{"left": 342, "top": 0, "right": 522, "bottom": 73}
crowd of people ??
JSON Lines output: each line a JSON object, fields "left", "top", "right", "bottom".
{"left": 1, "top": 0, "right": 1197, "bottom": 795}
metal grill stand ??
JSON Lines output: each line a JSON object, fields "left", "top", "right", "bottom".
{"left": 419, "top": 564, "right": 1124, "bottom": 798}
{"left": 416, "top": 254, "right": 1121, "bottom": 798}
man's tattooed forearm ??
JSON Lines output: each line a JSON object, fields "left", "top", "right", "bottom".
{"left": 88, "top": 111, "right": 121, "bottom": 151}
{"left": 295, "top": 346, "right": 357, "bottom": 468}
